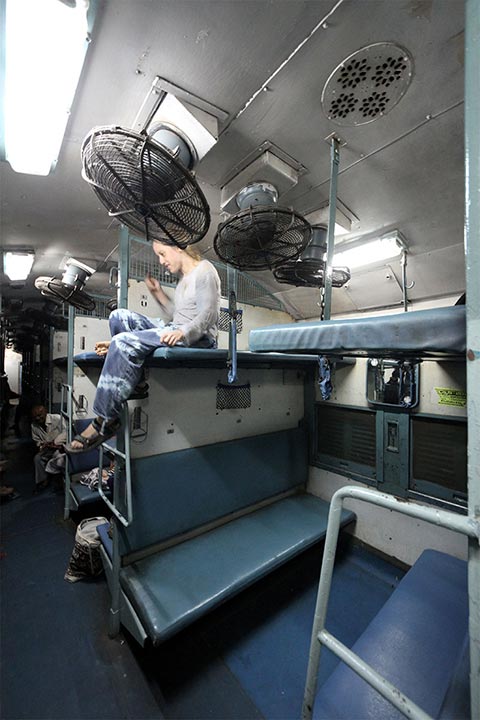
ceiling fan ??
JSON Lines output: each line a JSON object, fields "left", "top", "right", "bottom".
{"left": 81, "top": 121, "right": 210, "bottom": 248}
{"left": 35, "top": 258, "right": 96, "bottom": 311}
{"left": 214, "top": 182, "right": 311, "bottom": 271}
{"left": 273, "top": 225, "right": 351, "bottom": 288}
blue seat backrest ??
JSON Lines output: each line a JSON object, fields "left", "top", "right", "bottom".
{"left": 68, "top": 417, "right": 108, "bottom": 474}
{"left": 119, "top": 426, "right": 308, "bottom": 555}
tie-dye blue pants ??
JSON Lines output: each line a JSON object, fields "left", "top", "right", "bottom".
{"left": 93, "top": 309, "right": 214, "bottom": 422}
{"left": 92, "top": 309, "right": 172, "bottom": 421}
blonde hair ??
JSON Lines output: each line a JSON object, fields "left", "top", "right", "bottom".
{"left": 153, "top": 240, "right": 202, "bottom": 262}
{"left": 183, "top": 245, "right": 202, "bottom": 261}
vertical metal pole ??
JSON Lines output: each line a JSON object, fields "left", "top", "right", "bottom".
{"left": 323, "top": 137, "right": 340, "bottom": 321}
{"left": 227, "top": 265, "right": 238, "bottom": 383}
{"left": 302, "top": 496, "right": 345, "bottom": 719}
{"left": 465, "top": 2, "right": 480, "bottom": 716}
{"left": 48, "top": 327, "right": 53, "bottom": 412}
{"left": 118, "top": 225, "right": 130, "bottom": 310}
{"left": 63, "top": 305, "right": 75, "bottom": 521}
{"left": 67, "top": 304, "right": 75, "bottom": 391}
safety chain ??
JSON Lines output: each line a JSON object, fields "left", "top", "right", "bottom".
{"left": 319, "top": 287, "right": 326, "bottom": 321}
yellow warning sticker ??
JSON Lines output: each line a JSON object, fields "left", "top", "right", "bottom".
{"left": 434, "top": 387, "right": 467, "bottom": 407}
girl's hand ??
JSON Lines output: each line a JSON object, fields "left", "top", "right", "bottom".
{"left": 160, "top": 329, "right": 184, "bottom": 346}
{"left": 95, "top": 341, "right": 111, "bottom": 356}
{"left": 145, "top": 273, "right": 161, "bottom": 294}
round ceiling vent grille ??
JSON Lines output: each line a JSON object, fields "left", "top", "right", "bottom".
{"left": 321, "top": 43, "right": 413, "bottom": 126}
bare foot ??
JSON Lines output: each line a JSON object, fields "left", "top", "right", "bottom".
{"left": 95, "top": 341, "right": 111, "bottom": 357}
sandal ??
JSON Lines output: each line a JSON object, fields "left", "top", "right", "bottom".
{"left": 65, "top": 417, "right": 121, "bottom": 454}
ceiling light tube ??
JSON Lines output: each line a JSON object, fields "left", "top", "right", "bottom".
{"left": 333, "top": 230, "right": 406, "bottom": 269}
{"left": 4, "top": 0, "right": 91, "bottom": 176}
{"left": 4, "top": 249, "right": 35, "bottom": 281}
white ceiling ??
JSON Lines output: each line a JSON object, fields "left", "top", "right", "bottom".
{"left": 0, "top": 0, "right": 466, "bottom": 329}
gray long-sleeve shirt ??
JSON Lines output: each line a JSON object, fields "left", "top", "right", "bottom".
{"left": 162, "top": 260, "right": 221, "bottom": 346}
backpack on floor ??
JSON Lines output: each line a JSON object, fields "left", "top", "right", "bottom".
{"left": 64, "top": 516, "right": 108, "bottom": 583}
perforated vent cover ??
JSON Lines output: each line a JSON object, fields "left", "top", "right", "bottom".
{"left": 322, "top": 43, "right": 413, "bottom": 126}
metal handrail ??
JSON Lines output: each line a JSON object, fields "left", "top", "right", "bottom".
{"left": 97, "top": 403, "right": 133, "bottom": 527}
{"left": 302, "top": 485, "right": 479, "bottom": 720}
{"left": 61, "top": 383, "right": 74, "bottom": 520}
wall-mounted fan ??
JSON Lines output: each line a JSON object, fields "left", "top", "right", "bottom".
{"left": 273, "top": 225, "right": 351, "bottom": 288}
{"left": 35, "top": 259, "right": 96, "bottom": 311}
{"left": 213, "top": 182, "right": 311, "bottom": 271}
{"left": 81, "top": 124, "right": 210, "bottom": 247}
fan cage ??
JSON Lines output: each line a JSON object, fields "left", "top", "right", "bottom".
{"left": 274, "top": 260, "right": 351, "bottom": 288}
{"left": 214, "top": 206, "right": 311, "bottom": 271}
{"left": 35, "top": 278, "right": 97, "bottom": 312}
{"left": 81, "top": 126, "right": 210, "bottom": 247}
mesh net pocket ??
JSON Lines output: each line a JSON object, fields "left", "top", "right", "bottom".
{"left": 216, "top": 382, "right": 251, "bottom": 409}
{"left": 219, "top": 307, "right": 243, "bottom": 333}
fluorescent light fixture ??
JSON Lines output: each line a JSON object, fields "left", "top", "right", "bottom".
{"left": 4, "top": 0, "right": 90, "bottom": 176}
{"left": 4, "top": 250, "right": 35, "bottom": 281}
{"left": 333, "top": 231, "right": 406, "bottom": 269}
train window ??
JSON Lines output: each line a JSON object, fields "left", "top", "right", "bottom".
{"left": 410, "top": 416, "right": 467, "bottom": 505}
{"left": 314, "top": 405, "right": 377, "bottom": 483}
{"left": 366, "top": 359, "right": 419, "bottom": 409}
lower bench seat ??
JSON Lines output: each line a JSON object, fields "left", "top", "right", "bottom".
{"left": 66, "top": 418, "right": 112, "bottom": 513}
{"left": 70, "top": 472, "right": 112, "bottom": 506}
{"left": 109, "top": 494, "right": 354, "bottom": 646}
{"left": 313, "top": 549, "right": 469, "bottom": 720}
{"left": 98, "top": 428, "right": 355, "bottom": 646}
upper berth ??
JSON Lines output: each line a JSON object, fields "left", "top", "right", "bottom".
{"left": 249, "top": 305, "right": 466, "bottom": 360}
{"left": 71, "top": 347, "right": 320, "bottom": 370}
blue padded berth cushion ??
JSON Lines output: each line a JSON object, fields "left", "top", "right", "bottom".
{"left": 313, "top": 549, "right": 469, "bottom": 720}
{"left": 249, "top": 305, "right": 466, "bottom": 359}
{"left": 70, "top": 473, "right": 112, "bottom": 505}
{"left": 120, "top": 493, "right": 355, "bottom": 645}
{"left": 73, "top": 347, "right": 319, "bottom": 369}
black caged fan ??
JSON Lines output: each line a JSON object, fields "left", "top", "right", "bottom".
{"left": 35, "top": 258, "right": 97, "bottom": 312}
{"left": 273, "top": 224, "right": 351, "bottom": 288}
{"left": 213, "top": 183, "right": 311, "bottom": 271}
{"left": 81, "top": 124, "right": 210, "bottom": 248}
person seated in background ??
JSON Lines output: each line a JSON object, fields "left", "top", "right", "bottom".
{"left": 66, "top": 242, "right": 220, "bottom": 454}
{"left": 31, "top": 405, "right": 67, "bottom": 490}
{"left": 0, "top": 454, "right": 18, "bottom": 501}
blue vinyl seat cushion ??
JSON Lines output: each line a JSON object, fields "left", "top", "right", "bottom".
{"left": 313, "top": 549, "right": 468, "bottom": 720}
{"left": 120, "top": 494, "right": 355, "bottom": 645}
{"left": 70, "top": 473, "right": 112, "bottom": 505}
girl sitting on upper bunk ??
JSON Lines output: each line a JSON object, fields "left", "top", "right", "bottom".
{"left": 66, "top": 241, "right": 221, "bottom": 453}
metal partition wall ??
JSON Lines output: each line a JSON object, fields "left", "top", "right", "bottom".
{"left": 464, "top": 1, "right": 480, "bottom": 716}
